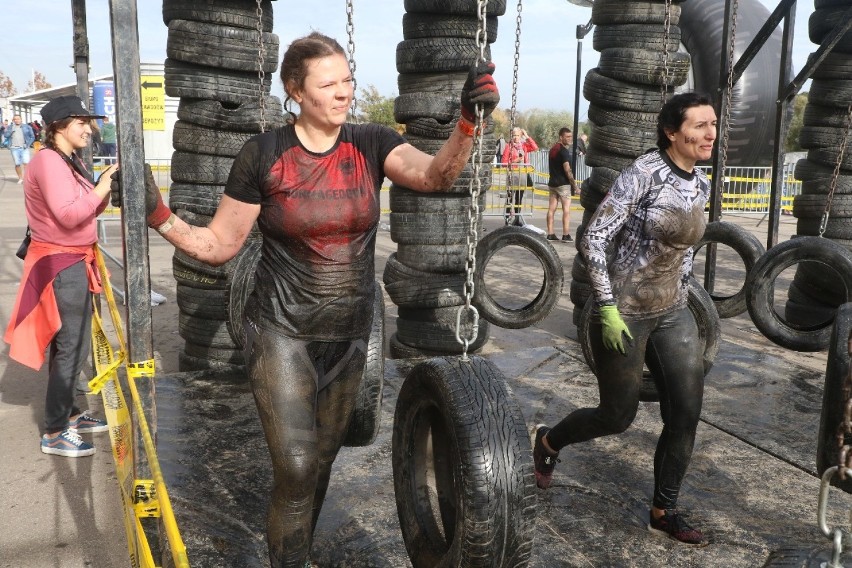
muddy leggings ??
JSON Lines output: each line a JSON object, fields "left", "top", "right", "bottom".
{"left": 546, "top": 307, "right": 704, "bottom": 511}
{"left": 244, "top": 319, "right": 368, "bottom": 567}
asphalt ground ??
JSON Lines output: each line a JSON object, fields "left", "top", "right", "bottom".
{"left": 3, "top": 147, "right": 851, "bottom": 567}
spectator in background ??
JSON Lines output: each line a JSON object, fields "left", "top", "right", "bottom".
{"left": 100, "top": 116, "right": 116, "bottom": 163}
{"left": 0, "top": 119, "right": 9, "bottom": 146}
{"left": 577, "top": 132, "right": 589, "bottom": 155}
{"left": 546, "top": 127, "right": 579, "bottom": 242}
{"left": 501, "top": 126, "right": 538, "bottom": 225}
{"left": 3, "top": 115, "right": 35, "bottom": 183}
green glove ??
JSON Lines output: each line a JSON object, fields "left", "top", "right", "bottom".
{"left": 599, "top": 304, "right": 633, "bottom": 355}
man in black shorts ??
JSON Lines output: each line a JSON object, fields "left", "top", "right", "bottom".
{"left": 546, "top": 127, "right": 579, "bottom": 242}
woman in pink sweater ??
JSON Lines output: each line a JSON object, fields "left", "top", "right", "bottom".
{"left": 5, "top": 96, "right": 117, "bottom": 458}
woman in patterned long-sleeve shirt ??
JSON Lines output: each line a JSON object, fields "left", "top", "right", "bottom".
{"left": 533, "top": 92, "right": 717, "bottom": 547}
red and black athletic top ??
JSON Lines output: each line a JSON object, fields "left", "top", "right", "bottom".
{"left": 225, "top": 123, "right": 405, "bottom": 340}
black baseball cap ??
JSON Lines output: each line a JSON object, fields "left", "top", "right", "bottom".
{"left": 41, "top": 95, "right": 105, "bottom": 125}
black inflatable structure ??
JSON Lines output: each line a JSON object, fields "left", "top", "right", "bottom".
{"left": 680, "top": 0, "right": 790, "bottom": 167}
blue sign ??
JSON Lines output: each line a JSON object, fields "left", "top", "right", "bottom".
{"left": 92, "top": 82, "right": 116, "bottom": 126}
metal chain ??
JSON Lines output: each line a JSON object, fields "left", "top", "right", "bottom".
{"left": 504, "top": 0, "right": 523, "bottom": 224}
{"left": 819, "top": 104, "right": 852, "bottom": 236}
{"left": 346, "top": 0, "right": 358, "bottom": 121}
{"left": 660, "top": 0, "right": 673, "bottom": 107}
{"left": 255, "top": 0, "right": 267, "bottom": 133}
{"left": 718, "top": 0, "right": 739, "bottom": 200}
{"left": 456, "top": 0, "right": 490, "bottom": 360}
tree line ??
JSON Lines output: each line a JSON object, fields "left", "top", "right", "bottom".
{"left": 0, "top": 70, "right": 53, "bottom": 97}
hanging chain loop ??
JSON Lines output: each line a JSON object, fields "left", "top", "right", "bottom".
{"left": 660, "top": 0, "right": 673, "bottom": 107}
{"left": 255, "top": 0, "right": 267, "bottom": 132}
{"left": 346, "top": 0, "right": 359, "bottom": 121}
{"left": 717, "top": 0, "right": 739, "bottom": 208}
{"left": 456, "top": 0, "right": 491, "bottom": 360}
{"left": 819, "top": 105, "right": 852, "bottom": 236}
{"left": 503, "top": 0, "right": 524, "bottom": 224}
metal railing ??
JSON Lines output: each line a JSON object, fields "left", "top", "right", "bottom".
{"left": 103, "top": 156, "right": 801, "bottom": 225}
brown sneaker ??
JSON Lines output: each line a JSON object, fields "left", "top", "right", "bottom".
{"left": 532, "top": 424, "right": 560, "bottom": 489}
{"left": 648, "top": 510, "right": 707, "bottom": 547}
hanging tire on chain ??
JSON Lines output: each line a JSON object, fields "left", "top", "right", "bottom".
{"left": 816, "top": 302, "right": 852, "bottom": 494}
{"left": 763, "top": 545, "right": 852, "bottom": 567}
{"left": 692, "top": 221, "right": 766, "bottom": 318}
{"left": 392, "top": 356, "right": 535, "bottom": 568}
{"left": 227, "top": 239, "right": 262, "bottom": 350}
{"left": 343, "top": 283, "right": 386, "bottom": 448}
{"left": 472, "top": 225, "right": 564, "bottom": 329}
{"left": 746, "top": 237, "right": 852, "bottom": 352}
{"left": 578, "top": 278, "right": 720, "bottom": 402}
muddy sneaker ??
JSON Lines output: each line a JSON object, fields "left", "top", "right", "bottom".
{"left": 648, "top": 510, "right": 707, "bottom": 546}
{"left": 562, "top": 235, "right": 573, "bottom": 242}
{"left": 533, "top": 424, "right": 560, "bottom": 489}
{"left": 41, "top": 428, "right": 95, "bottom": 457}
{"left": 69, "top": 412, "right": 109, "bottom": 433}
{"left": 546, "top": 234, "right": 558, "bottom": 241}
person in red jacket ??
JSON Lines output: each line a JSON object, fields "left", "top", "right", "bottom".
{"left": 501, "top": 126, "right": 538, "bottom": 225}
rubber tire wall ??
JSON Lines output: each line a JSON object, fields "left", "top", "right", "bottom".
{"left": 679, "top": 0, "right": 789, "bottom": 166}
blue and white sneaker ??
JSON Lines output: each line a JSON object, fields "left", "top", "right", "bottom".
{"left": 41, "top": 429, "right": 95, "bottom": 457}
{"left": 69, "top": 413, "right": 109, "bottom": 433}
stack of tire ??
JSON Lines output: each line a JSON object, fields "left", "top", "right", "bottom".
{"left": 787, "top": 0, "right": 852, "bottom": 326}
{"left": 384, "top": 0, "right": 503, "bottom": 358}
{"left": 569, "top": 0, "right": 690, "bottom": 323}
{"left": 162, "top": 0, "right": 284, "bottom": 371}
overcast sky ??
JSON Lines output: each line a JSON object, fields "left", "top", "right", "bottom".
{"left": 1, "top": 0, "right": 817, "bottom": 122}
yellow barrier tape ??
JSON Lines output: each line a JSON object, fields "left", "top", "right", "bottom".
{"left": 125, "top": 360, "right": 190, "bottom": 567}
{"left": 91, "top": 303, "right": 140, "bottom": 567}
{"left": 92, "top": 245, "right": 190, "bottom": 568}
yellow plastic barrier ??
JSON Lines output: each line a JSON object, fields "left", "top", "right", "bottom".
{"left": 91, "top": 246, "right": 190, "bottom": 568}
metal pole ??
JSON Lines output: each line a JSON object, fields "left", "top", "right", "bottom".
{"left": 70, "top": 0, "right": 93, "bottom": 171}
{"left": 704, "top": 0, "right": 737, "bottom": 294}
{"left": 573, "top": 18, "right": 593, "bottom": 171}
{"left": 107, "top": 0, "right": 155, "bottom": 480}
{"left": 767, "top": 3, "right": 797, "bottom": 250}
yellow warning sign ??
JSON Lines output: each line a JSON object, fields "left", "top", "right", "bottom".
{"left": 140, "top": 75, "right": 165, "bottom": 131}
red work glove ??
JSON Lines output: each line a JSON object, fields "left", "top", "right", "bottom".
{"left": 460, "top": 61, "right": 499, "bottom": 124}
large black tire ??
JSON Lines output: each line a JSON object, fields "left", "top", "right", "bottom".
{"left": 164, "top": 59, "right": 271, "bottom": 106}
{"left": 396, "top": 38, "right": 491, "bottom": 74}
{"left": 593, "top": 24, "right": 682, "bottom": 52}
{"left": 396, "top": 243, "right": 469, "bottom": 274}
{"left": 763, "top": 546, "right": 852, "bottom": 566}
{"left": 402, "top": 13, "right": 499, "bottom": 42}
{"left": 343, "top": 283, "right": 386, "bottom": 448}
{"left": 162, "top": 0, "right": 274, "bottom": 31}
{"left": 473, "top": 226, "right": 564, "bottom": 329}
{"left": 679, "top": 0, "right": 788, "bottom": 166}
{"left": 169, "top": 183, "right": 224, "bottom": 217}
{"left": 396, "top": 312, "right": 490, "bottom": 354}
{"left": 597, "top": 48, "right": 690, "bottom": 87}
{"left": 583, "top": 69, "right": 672, "bottom": 113}
{"left": 177, "top": 96, "right": 284, "bottom": 132}
{"left": 403, "top": 0, "right": 507, "bottom": 16}
{"left": 746, "top": 237, "right": 852, "bottom": 352}
{"left": 171, "top": 151, "right": 234, "bottom": 185}
{"left": 693, "top": 220, "right": 766, "bottom": 318}
{"left": 592, "top": 0, "right": 682, "bottom": 25}
{"left": 172, "top": 121, "right": 255, "bottom": 157}
{"left": 578, "top": 279, "right": 720, "bottom": 402}
{"left": 392, "top": 356, "right": 535, "bottom": 568}
{"left": 226, "top": 240, "right": 262, "bottom": 350}
{"left": 167, "top": 19, "right": 279, "bottom": 73}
